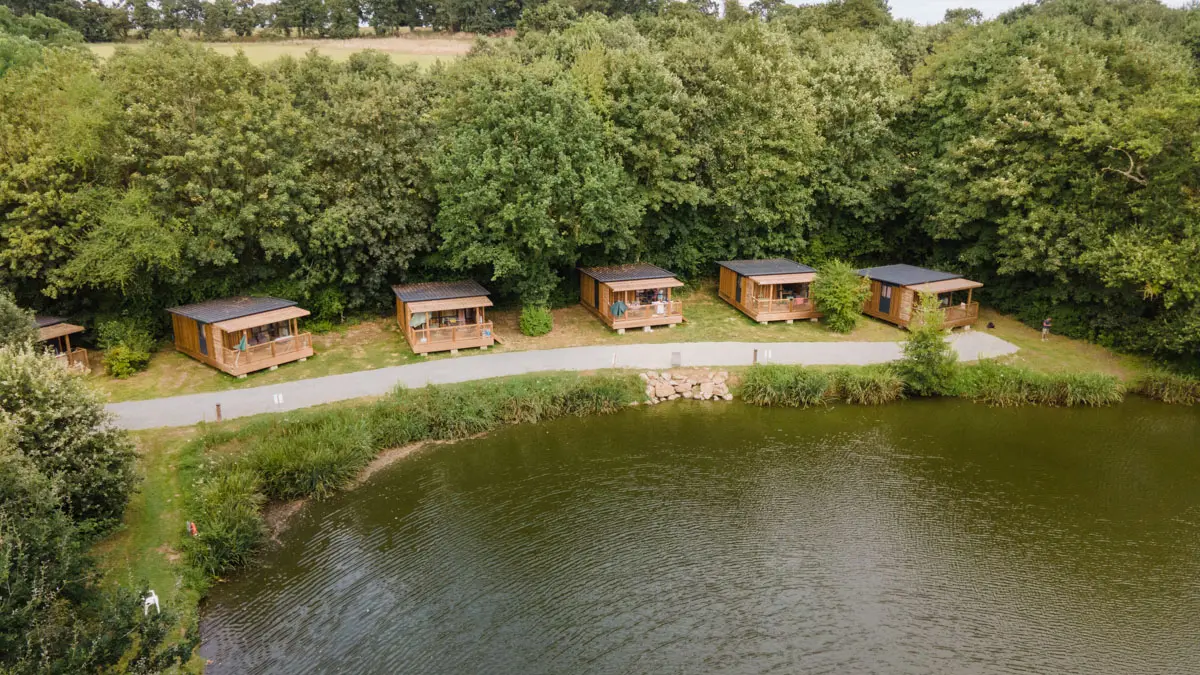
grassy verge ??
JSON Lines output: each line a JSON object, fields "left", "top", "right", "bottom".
{"left": 1135, "top": 371, "right": 1200, "bottom": 405}
{"left": 740, "top": 365, "right": 905, "bottom": 407}
{"left": 182, "top": 372, "right": 643, "bottom": 575}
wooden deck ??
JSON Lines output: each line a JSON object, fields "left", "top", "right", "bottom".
{"left": 210, "top": 333, "right": 313, "bottom": 376}
{"left": 407, "top": 322, "right": 494, "bottom": 354}
{"left": 584, "top": 300, "right": 683, "bottom": 332}
{"left": 720, "top": 293, "right": 821, "bottom": 323}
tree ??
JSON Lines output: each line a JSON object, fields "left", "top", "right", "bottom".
{"left": 0, "top": 291, "right": 37, "bottom": 347}
{"left": 127, "top": 0, "right": 159, "bottom": 34}
{"left": 811, "top": 259, "right": 870, "bottom": 333}
{"left": 431, "top": 56, "right": 642, "bottom": 304}
{"left": 0, "top": 346, "right": 136, "bottom": 528}
{"left": 896, "top": 293, "right": 958, "bottom": 396}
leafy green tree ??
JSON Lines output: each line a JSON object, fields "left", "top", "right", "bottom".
{"left": 0, "top": 291, "right": 37, "bottom": 347}
{"left": 0, "top": 346, "right": 136, "bottom": 528}
{"left": 127, "top": 0, "right": 160, "bottom": 35}
{"left": 811, "top": 259, "right": 870, "bottom": 333}
{"left": 431, "top": 55, "right": 641, "bottom": 305}
{"left": 896, "top": 293, "right": 958, "bottom": 396}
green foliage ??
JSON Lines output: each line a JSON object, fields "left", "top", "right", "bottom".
{"left": 739, "top": 364, "right": 829, "bottom": 407}
{"left": 1135, "top": 370, "right": 1200, "bottom": 405}
{"left": 811, "top": 259, "right": 871, "bottom": 333}
{"left": 0, "top": 5, "right": 84, "bottom": 44}
{"left": 98, "top": 315, "right": 156, "bottom": 377}
{"left": 519, "top": 305, "right": 553, "bottom": 337}
{"left": 956, "top": 360, "right": 1125, "bottom": 407}
{"left": 0, "top": 347, "right": 136, "bottom": 528}
{"left": 184, "top": 466, "right": 266, "bottom": 575}
{"left": 0, "top": 290, "right": 37, "bottom": 348}
{"left": 896, "top": 293, "right": 958, "bottom": 396}
{"left": 828, "top": 366, "right": 904, "bottom": 405}
{"left": 186, "top": 372, "right": 642, "bottom": 573}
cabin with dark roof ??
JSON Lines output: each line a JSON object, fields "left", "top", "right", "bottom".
{"left": 36, "top": 316, "right": 89, "bottom": 370}
{"left": 393, "top": 280, "right": 494, "bottom": 354}
{"left": 579, "top": 263, "right": 684, "bottom": 333}
{"left": 167, "top": 296, "right": 313, "bottom": 377}
{"left": 857, "top": 264, "right": 982, "bottom": 329}
{"left": 717, "top": 259, "right": 821, "bottom": 324}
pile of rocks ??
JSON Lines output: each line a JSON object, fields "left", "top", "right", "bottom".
{"left": 640, "top": 369, "right": 733, "bottom": 404}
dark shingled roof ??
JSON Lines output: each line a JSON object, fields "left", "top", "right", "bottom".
{"left": 392, "top": 280, "right": 491, "bottom": 303}
{"left": 579, "top": 263, "right": 677, "bottom": 283}
{"left": 34, "top": 316, "right": 65, "bottom": 328}
{"left": 717, "top": 259, "right": 815, "bottom": 277}
{"left": 168, "top": 296, "right": 298, "bottom": 324}
{"left": 857, "top": 264, "right": 963, "bottom": 287}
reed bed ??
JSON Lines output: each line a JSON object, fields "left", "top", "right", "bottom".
{"left": 739, "top": 365, "right": 830, "bottom": 408}
{"left": 185, "top": 372, "right": 642, "bottom": 574}
{"left": 955, "top": 361, "right": 1125, "bottom": 407}
{"left": 1135, "top": 371, "right": 1200, "bottom": 405}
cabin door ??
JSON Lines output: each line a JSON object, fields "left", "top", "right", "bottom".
{"left": 196, "top": 320, "right": 209, "bottom": 356}
{"left": 735, "top": 274, "right": 742, "bottom": 302}
{"left": 879, "top": 284, "right": 894, "bottom": 315}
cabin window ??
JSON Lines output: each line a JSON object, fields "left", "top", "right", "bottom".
{"left": 777, "top": 283, "right": 809, "bottom": 300}
{"left": 634, "top": 288, "right": 667, "bottom": 304}
{"left": 248, "top": 321, "right": 293, "bottom": 346}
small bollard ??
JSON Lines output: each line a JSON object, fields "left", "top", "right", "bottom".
{"left": 215, "top": 403, "right": 222, "bottom": 422}
{"left": 671, "top": 351, "right": 681, "bottom": 368}
{"left": 753, "top": 348, "right": 758, "bottom": 365}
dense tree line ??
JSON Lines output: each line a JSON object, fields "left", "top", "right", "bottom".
{"left": 2, "top": 0, "right": 1198, "bottom": 363}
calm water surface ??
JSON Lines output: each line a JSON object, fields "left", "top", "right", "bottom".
{"left": 201, "top": 399, "right": 1200, "bottom": 674}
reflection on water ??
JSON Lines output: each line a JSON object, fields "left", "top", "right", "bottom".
{"left": 201, "top": 399, "right": 1200, "bottom": 674}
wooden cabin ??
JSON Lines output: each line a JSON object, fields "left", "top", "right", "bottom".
{"left": 393, "top": 280, "right": 494, "bottom": 355}
{"left": 717, "top": 259, "right": 821, "bottom": 324}
{"left": 36, "top": 316, "right": 89, "bottom": 370}
{"left": 167, "top": 296, "right": 313, "bottom": 377}
{"left": 579, "top": 263, "right": 684, "bottom": 333}
{"left": 857, "top": 264, "right": 982, "bottom": 329}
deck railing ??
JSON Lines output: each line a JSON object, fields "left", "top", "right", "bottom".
{"left": 942, "top": 302, "right": 979, "bottom": 325}
{"left": 615, "top": 301, "right": 683, "bottom": 322}
{"left": 220, "top": 333, "right": 312, "bottom": 368}
{"left": 411, "top": 322, "right": 493, "bottom": 346}
{"left": 54, "top": 348, "right": 89, "bottom": 370}
{"left": 749, "top": 297, "right": 813, "bottom": 314}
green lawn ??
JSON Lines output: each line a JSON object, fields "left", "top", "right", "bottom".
{"left": 87, "top": 35, "right": 472, "bottom": 66}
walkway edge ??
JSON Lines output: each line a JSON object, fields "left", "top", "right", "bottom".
{"left": 107, "top": 333, "right": 1019, "bottom": 430}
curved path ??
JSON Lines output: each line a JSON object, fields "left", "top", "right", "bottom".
{"left": 107, "top": 332, "right": 1018, "bottom": 430}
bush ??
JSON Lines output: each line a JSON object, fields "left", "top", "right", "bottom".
{"left": 896, "top": 293, "right": 958, "bottom": 396}
{"left": 1136, "top": 371, "right": 1200, "bottom": 405}
{"left": 0, "top": 347, "right": 136, "bottom": 529}
{"left": 740, "top": 365, "right": 830, "bottom": 407}
{"left": 0, "top": 290, "right": 36, "bottom": 348}
{"left": 245, "top": 414, "right": 375, "bottom": 500}
{"left": 956, "top": 361, "right": 1125, "bottom": 407}
{"left": 812, "top": 259, "right": 871, "bottom": 333}
{"left": 519, "top": 305, "right": 554, "bottom": 336}
{"left": 185, "top": 467, "right": 266, "bottom": 576}
{"left": 829, "top": 366, "right": 905, "bottom": 405}
{"left": 97, "top": 317, "right": 156, "bottom": 378}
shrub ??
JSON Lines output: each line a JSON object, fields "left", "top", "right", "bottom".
{"left": 812, "top": 259, "right": 871, "bottom": 333}
{"left": 245, "top": 414, "right": 376, "bottom": 500}
{"left": 740, "top": 365, "right": 829, "bottom": 407}
{"left": 185, "top": 467, "right": 266, "bottom": 576}
{"left": 519, "top": 305, "right": 554, "bottom": 336}
{"left": 0, "top": 290, "right": 36, "bottom": 348}
{"left": 0, "top": 346, "right": 136, "bottom": 529}
{"left": 956, "top": 361, "right": 1125, "bottom": 407}
{"left": 97, "top": 317, "right": 156, "bottom": 378}
{"left": 829, "top": 367, "right": 904, "bottom": 405}
{"left": 1136, "top": 371, "right": 1200, "bottom": 405}
{"left": 896, "top": 293, "right": 958, "bottom": 396}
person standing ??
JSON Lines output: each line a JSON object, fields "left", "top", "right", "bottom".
{"left": 1042, "top": 316, "right": 1052, "bottom": 341}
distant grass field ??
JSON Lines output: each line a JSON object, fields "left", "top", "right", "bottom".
{"left": 88, "top": 35, "right": 474, "bottom": 66}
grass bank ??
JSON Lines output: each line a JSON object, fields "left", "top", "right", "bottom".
{"left": 1135, "top": 370, "right": 1200, "bottom": 405}
{"left": 182, "top": 371, "right": 643, "bottom": 575}
{"left": 739, "top": 361, "right": 1128, "bottom": 409}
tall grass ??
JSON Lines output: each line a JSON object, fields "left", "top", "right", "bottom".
{"left": 955, "top": 361, "right": 1125, "bottom": 407}
{"left": 828, "top": 367, "right": 905, "bottom": 405}
{"left": 1136, "top": 371, "right": 1200, "bottom": 405}
{"left": 740, "top": 365, "right": 829, "bottom": 407}
{"left": 185, "top": 372, "right": 642, "bottom": 575}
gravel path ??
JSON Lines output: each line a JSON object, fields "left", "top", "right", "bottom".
{"left": 107, "top": 332, "right": 1018, "bottom": 430}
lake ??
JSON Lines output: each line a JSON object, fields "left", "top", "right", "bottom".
{"left": 201, "top": 399, "right": 1200, "bottom": 674}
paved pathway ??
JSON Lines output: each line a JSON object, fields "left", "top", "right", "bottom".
{"left": 107, "top": 332, "right": 1018, "bottom": 430}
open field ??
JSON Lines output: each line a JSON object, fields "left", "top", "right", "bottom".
{"left": 90, "top": 283, "right": 1144, "bottom": 403}
{"left": 87, "top": 34, "right": 475, "bottom": 66}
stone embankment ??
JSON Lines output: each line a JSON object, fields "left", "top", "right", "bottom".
{"left": 640, "top": 370, "right": 733, "bottom": 404}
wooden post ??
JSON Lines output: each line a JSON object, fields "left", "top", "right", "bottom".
{"left": 215, "top": 403, "right": 222, "bottom": 422}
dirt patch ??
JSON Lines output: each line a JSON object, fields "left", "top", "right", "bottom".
{"left": 155, "top": 543, "right": 182, "bottom": 564}
{"left": 262, "top": 500, "right": 306, "bottom": 542}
